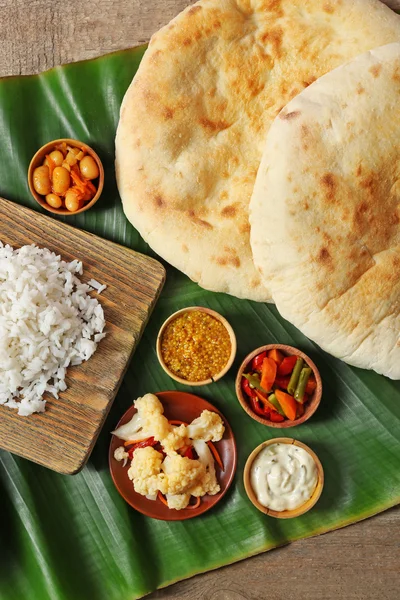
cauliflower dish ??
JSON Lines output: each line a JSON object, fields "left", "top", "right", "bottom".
{"left": 112, "top": 393, "right": 225, "bottom": 510}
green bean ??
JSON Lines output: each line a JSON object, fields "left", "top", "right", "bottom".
{"left": 294, "top": 367, "right": 312, "bottom": 403}
{"left": 287, "top": 357, "right": 304, "bottom": 395}
{"left": 268, "top": 393, "right": 285, "bottom": 416}
{"left": 243, "top": 373, "right": 263, "bottom": 391}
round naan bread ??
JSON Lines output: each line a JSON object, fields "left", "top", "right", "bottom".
{"left": 250, "top": 43, "right": 400, "bottom": 378}
{"left": 116, "top": 0, "right": 400, "bottom": 301}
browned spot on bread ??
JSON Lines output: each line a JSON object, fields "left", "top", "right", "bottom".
{"left": 213, "top": 20, "right": 221, "bottom": 29}
{"left": 199, "top": 117, "right": 231, "bottom": 133}
{"left": 280, "top": 110, "right": 300, "bottom": 120}
{"left": 264, "top": 0, "right": 283, "bottom": 16}
{"left": 150, "top": 50, "right": 163, "bottom": 63}
{"left": 356, "top": 84, "right": 365, "bottom": 95}
{"left": 182, "top": 38, "right": 192, "bottom": 46}
{"left": 188, "top": 5, "right": 202, "bottom": 15}
{"left": 250, "top": 276, "right": 261, "bottom": 289}
{"left": 182, "top": 244, "right": 188, "bottom": 253}
{"left": 356, "top": 201, "right": 368, "bottom": 215}
{"left": 369, "top": 64, "right": 382, "bottom": 78}
{"left": 323, "top": 2, "right": 335, "bottom": 13}
{"left": 355, "top": 164, "right": 362, "bottom": 177}
{"left": 303, "top": 77, "right": 316, "bottom": 87}
{"left": 216, "top": 255, "right": 241, "bottom": 268}
{"left": 303, "top": 201, "right": 309, "bottom": 210}
{"left": 221, "top": 204, "right": 238, "bottom": 218}
{"left": 360, "top": 175, "right": 376, "bottom": 193}
{"left": 321, "top": 173, "right": 337, "bottom": 202}
{"left": 260, "top": 28, "right": 283, "bottom": 59}
{"left": 188, "top": 210, "right": 213, "bottom": 229}
{"left": 318, "top": 247, "right": 331, "bottom": 262}
{"left": 392, "top": 66, "right": 400, "bottom": 83}
{"left": 154, "top": 195, "right": 165, "bottom": 208}
{"left": 219, "top": 190, "right": 228, "bottom": 200}
{"left": 239, "top": 222, "right": 251, "bottom": 234}
{"left": 135, "top": 138, "right": 141, "bottom": 148}
{"left": 289, "top": 88, "right": 300, "bottom": 100}
{"left": 163, "top": 107, "right": 174, "bottom": 120}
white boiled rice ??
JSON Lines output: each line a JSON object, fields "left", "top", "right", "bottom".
{"left": 0, "top": 242, "right": 106, "bottom": 416}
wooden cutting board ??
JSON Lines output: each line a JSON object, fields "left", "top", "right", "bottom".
{"left": 0, "top": 197, "right": 165, "bottom": 474}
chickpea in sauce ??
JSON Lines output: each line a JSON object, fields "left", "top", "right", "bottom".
{"left": 160, "top": 310, "right": 232, "bottom": 382}
{"left": 32, "top": 142, "right": 99, "bottom": 212}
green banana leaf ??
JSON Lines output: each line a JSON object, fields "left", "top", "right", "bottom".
{"left": 0, "top": 46, "right": 400, "bottom": 600}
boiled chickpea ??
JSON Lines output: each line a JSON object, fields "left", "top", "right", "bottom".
{"left": 33, "top": 165, "right": 51, "bottom": 196}
{"left": 65, "top": 189, "right": 82, "bottom": 212}
{"left": 45, "top": 193, "right": 62, "bottom": 209}
{"left": 52, "top": 166, "right": 70, "bottom": 195}
{"left": 79, "top": 155, "right": 99, "bottom": 180}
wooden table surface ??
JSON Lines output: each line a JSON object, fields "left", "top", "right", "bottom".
{"left": 1, "top": 1, "right": 399, "bottom": 599}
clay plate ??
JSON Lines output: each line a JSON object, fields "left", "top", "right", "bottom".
{"left": 235, "top": 344, "right": 322, "bottom": 428}
{"left": 109, "top": 391, "right": 237, "bottom": 520}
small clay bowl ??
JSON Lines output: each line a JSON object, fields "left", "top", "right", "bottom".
{"left": 28, "top": 138, "right": 104, "bottom": 215}
{"left": 156, "top": 306, "right": 237, "bottom": 386}
{"left": 244, "top": 437, "right": 324, "bottom": 518}
{"left": 235, "top": 344, "right": 322, "bottom": 428}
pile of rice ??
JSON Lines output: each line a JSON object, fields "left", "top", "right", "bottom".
{"left": 0, "top": 242, "right": 106, "bottom": 416}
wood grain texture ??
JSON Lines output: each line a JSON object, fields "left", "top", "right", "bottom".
{"left": 0, "top": 1, "right": 399, "bottom": 598}
{"left": 0, "top": 197, "right": 165, "bottom": 474}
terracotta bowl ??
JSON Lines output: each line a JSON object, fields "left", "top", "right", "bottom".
{"left": 244, "top": 437, "right": 324, "bottom": 518}
{"left": 235, "top": 344, "right": 322, "bottom": 428}
{"left": 156, "top": 307, "right": 237, "bottom": 386}
{"left": 28, "top": 138, "right": 104, "bottom": 215}
{"left": 109, "top": 391, "right": 237, "bottom": 521}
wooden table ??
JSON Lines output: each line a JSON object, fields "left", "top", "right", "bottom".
{"left": 1, "top": 1, "right": 399, "bottom": 598}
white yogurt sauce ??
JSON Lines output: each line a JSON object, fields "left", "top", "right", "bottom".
{"left": 250, "top": 443, "right": 318, "bottom": 511}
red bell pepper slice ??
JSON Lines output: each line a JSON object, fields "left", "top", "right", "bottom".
{"left": 242, "top": 375, "right": 257, "bottom": 399}
{"left": 275, "top": 376, "right": 291, "bottom": 391}
{"left": 277, "top": 355, "right": 298, "bottom": 376}
{"left": 269, "top": 411, "right": 285, "bottom": 423}
{"left": 127, "top": 437, "right": 157, "bottom": 459}
{"left": 251, "top": 351, "right": 267, "bottom": 372}
{"left": 305, "top": 377, "right": 317, "bottom": 395}
{"left": 249, "top": 396, "right": 270, "bottom": 418}
{"left": 183, "top": 446, "right": 195, "bottom": 460}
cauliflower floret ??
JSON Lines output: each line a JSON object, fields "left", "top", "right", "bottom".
{"left": 166, "top": 493, "right": 190, "bottom": 510}
{"left": 161, "top": 424, "right": 189, "bottom": 455}
{"left": 189, "top": 439, "right": 220, "bottom": 496}
{"left": 112, "top": 393, "right": 170, "bottom": 442}
{"left": 134, "top": 393, "right": 164, "bottom": 417}
{"left": 114, "top": 446, "right": 129, "bottom": 467}
{"left": 128, "top": 447, "right": 167, "bottom": 496}
{"left": 187, "top": 410, "right": 225, "bottom": 442}
{"left": 161, "top": 454, "right": 205, "bottom": 495}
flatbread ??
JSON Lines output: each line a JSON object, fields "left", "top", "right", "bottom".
{"left": 116, "top": 0, "right": 400, "bottom": 301}
{"left": 250, "top": 43, "right": 400, "bottom": 378}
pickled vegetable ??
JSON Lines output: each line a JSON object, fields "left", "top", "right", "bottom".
{"left": 45, "top": 193, "right": 62, "bottom": 209}
{"left": 80, "top": 155, "right": 99, "bottom": 180}
{"left": 33, "top": 166, "right": 51, "bottom": 196}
